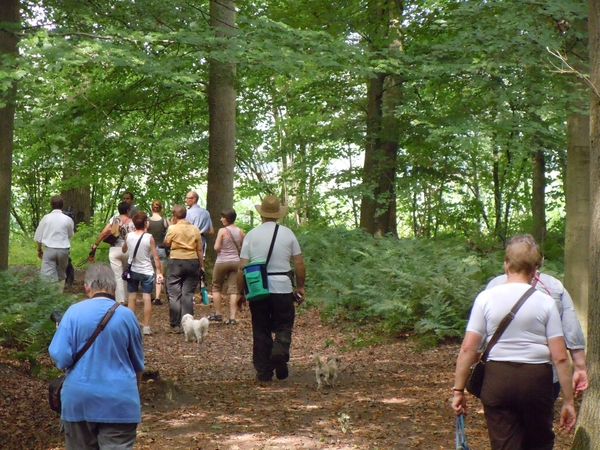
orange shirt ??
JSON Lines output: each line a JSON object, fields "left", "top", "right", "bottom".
{"left": 164, "top": 220, "right": 201, "bottom": 260}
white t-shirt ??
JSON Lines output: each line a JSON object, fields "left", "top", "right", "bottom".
{"left": 240, "top": 221, "right": 301, "bottom": 294}
{"left": 34, "top": 210, "right": 74, "bottom": 248}
{"left": 467, "top": 283, "right": 563, "bottom": 364}
{"left": 125, "top": 233, "right": 154, "bottom": 276}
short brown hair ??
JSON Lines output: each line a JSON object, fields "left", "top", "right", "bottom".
{"left": 504, "top": 234, "right": 541, "bottom": 277}
{"left": 172, "top": 204, "right": 187, "bottom": 219}
{"left": 221, "top": 208, "right": 237, "bottom": 224}
{"left": 132, "top": 212, "right": 148, "bottom": 230}
{"left": 50, "top": 195, "right": 64, "bottom": 210}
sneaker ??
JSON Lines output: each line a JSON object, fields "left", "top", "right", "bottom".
{"left": 168, "top": 326, "right": 182, "bottom": 334}
{"left": 223, "top": 318, "right": 237, "bottom": 325}
{"left": 153, "top": 298, "right": 163, "bottom": 305}
{"left": 142, "top": 326, "right": 152, "bottom": 335}
{"left": 208, "top": 313, "right": 222, "bottom": 322}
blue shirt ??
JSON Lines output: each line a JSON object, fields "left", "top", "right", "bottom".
{"left": 49, "top": 297, "right": 144, "bottom": 423}
{"left": 186, "top": 204, "right": 212, "bottom": 235}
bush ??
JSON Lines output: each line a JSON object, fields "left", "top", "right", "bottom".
{"left": 0, "top": 267, "right": 76, "bottom": 374}
{"left": 298, "top": 229, "right": 495, "bottom": 343}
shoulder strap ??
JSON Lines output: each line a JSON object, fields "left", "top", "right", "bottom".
{"left": 71, "top": 302, "right": 120, "bottom": 367}
{"left": 130, "top": 233, "right": 145, "bottom": 263}
{"left": 225, "top": 226, "right": 241, "bottom": 254}
{"left": 265, "top": 225, "right": 279, "bottom": 267}
{"left": 481, "top": 286, "right": 536, "bottom": 362}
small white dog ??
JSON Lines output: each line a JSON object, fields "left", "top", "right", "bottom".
{"left": 181, "top": 314, "right": 209, "bottom": 344}
{"left": 326, "top": 356, "right": 340, "bottom": 386}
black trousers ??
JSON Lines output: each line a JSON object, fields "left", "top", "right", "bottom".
{"left": 481, "top": 361, "right": 554, "bottom": 450}
{"left": 167, "top": 258, "right": 200, "bottom": 327}
{"left": 249, "top": 293, "right": 295, "bottom": 380}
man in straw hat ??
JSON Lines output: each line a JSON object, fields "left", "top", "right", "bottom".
{"left": 237, "top": 195, "right": 306, "bottom": 382}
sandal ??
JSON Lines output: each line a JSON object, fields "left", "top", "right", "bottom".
{"left": 208, "top": 313, "right": 222, "bottom": 322}
{"left": 223, "top": 319, "right": 237, "bottom": 325}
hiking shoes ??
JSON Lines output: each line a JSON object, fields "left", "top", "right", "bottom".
{"left": 142, "top": 326, "right": 152, "bottom": 335}
{"left": 274, "top": 362, "right": 288, "bottom": 380}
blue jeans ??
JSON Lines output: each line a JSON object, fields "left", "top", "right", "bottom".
{"left": 167, "top": 259, "right": 200, "bottom": 327}
{"left": 126, "top": 271, "right": 154, "bottom": 294}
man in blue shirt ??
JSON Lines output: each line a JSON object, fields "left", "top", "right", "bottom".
{"left": 185, "top": 191, "right": 214, "bottom": 256}
{"left": 49, "top": 263, "right": 144, "bottom": 449}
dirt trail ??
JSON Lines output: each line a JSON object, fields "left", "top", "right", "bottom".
{"left": 0, "top": 281, "right": 576, "bottom": 449}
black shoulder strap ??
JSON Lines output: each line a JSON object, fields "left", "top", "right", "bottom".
{"left": 130, "top": 233, "right": 145, "bottom": 263}
{"left": 71, "top": 302, "right": 120, "bottom": 367}
{"left": 265, "top": 225, "right": 279, "bottom": 268}
{"left": 481, "top": 286, "right": 536, "bottom": 362}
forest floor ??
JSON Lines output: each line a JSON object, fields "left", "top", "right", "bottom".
{"left": 0, "top": 271, "right": 577, "bottom": 450}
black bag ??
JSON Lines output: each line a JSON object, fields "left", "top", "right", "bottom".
{"left": 465, "top": 360, "right": 485, "bottom": 398}
{"left": 48, "top": 375, "right": 65, "bottom": 413}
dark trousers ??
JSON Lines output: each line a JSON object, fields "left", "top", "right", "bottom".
{"left": 249, "top": 293, "right": 295, "bottom": 380}
{"left": 167, "top": 259, "right": 200, "bottom": 327}
{"left": 481, "top": 361, "right": 554, "bottom": 450}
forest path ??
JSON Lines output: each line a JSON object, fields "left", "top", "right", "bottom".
{"left": 1, "top": 274, "right": 576, "bottom": 449}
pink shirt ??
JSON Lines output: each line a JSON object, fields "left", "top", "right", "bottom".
{"left": 216, "top": 226, "right": 242, "bottom": 263}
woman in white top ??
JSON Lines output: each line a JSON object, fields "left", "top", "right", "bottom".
{"left": 452, "top": 235, "right": 576, "bottom": 449}
{"left": 122, "top": 212, "right": 163, "bottom": 335}
{"left": 91, "top": 201, "right": 134, "bottom": 304}
{"left": 210, "top": 208, "right": 245, "bottom": 324}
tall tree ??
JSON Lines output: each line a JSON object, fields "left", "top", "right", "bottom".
{"left": 572, "top": 1, "right": 600, "bottom": 446}
{"left": 0, "top": 0, "right": 19, "bottom": 270}
{"left": 205, "top": 0, "right": 236, "bottom": 263}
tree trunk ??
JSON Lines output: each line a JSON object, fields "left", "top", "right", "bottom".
{"left": 0, "top": 0, "right": 19, "bottom": 271}
{"left": 359, "top": 72, "right": 385, "bottom": 234}
{"left": 205, "top": 0, "right": 236, "bottom": 267}
{"left": 531, "top": 149, "right": 546, "bottom": 247}
{"left": 572, "top": 1, "right": 600, "bottom": 446}
{"left": 564, "top": 112, "right": 590, "bottom": 340}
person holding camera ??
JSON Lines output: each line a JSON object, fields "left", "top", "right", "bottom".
{"left": 237, "top": 195, "right": 306, "bottom": 382}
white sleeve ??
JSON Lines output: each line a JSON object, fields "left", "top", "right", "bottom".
{"left": 466, "top": 293, "right": 487, "bottom": 337}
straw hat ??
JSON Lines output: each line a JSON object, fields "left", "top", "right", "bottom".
{"left": 255, "top": 195, "right": 288, "bottom": 219}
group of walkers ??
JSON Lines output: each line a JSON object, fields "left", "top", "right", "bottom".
{"left": 47, "top": 192, "right": 307, "bottom": 450}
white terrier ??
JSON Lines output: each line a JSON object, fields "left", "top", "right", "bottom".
{"left": 326, "top": 356, "right": 340, "bottom": 386}
{"left": 181, "top": 314, "right": 209, "bottom": 344}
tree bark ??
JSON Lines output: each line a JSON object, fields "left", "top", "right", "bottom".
{"left": 205, "top": 0, "right": 236, "bottom": 267}
{"left": 564, "top": 112, "right": 590, "bottom": 340}
{"left": 572, "top": 1, "right": 600, "bottom": 447}
{"left": 0, "top": 0, "right": 19, "bottom": 271}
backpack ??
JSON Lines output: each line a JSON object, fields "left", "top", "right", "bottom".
{"left": 102, "top": 217, "right": 129, "bottom": 245}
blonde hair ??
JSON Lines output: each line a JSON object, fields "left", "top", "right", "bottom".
{"left": 504, "top": 234, "right": 541, "bottom": 277}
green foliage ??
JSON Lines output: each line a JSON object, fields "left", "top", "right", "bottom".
{"left": 0, "top": 267, "right": 76, "bottom": 372}
{"left": 299, "top": 228, "right": 495, "bottom": 342}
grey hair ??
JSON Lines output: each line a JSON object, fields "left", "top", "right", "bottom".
{"left": 84, "top": 263, "right": 117, "bottom": 294}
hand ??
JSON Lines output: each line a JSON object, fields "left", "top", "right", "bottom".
{"left": 37, "top": 249, "right": 43, "bottom": 259}
{"left": 560, "top": 403, "right": 577, "bottom": 433}
{"left": 91, "top": 243, "right": 98, "bottom": 249}
{"left": 451, "top": 392, "right": 467, "bottom": 416}
{"left": 236, "top": 294, "right": 246, "bottom": 310}
{"left": 573, "top": 369, "right": 589, "bottom": 397}
{"left": 294, "top": 288, "right": 306, "bottom": 305}
{"left": 157, "top": 274, "right": 164, "bottom": 284}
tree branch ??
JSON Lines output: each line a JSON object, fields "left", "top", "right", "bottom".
{"left": 547, "top": 47, "right": 600, "bottom": 100}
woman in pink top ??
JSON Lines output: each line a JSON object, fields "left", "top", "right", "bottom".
{"left": 209, "top": 208, "right": 245, "bottom": 324}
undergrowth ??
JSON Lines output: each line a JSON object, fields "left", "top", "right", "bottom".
{"left": 0, "top": 267, "right": 76, "bottom": 375}
{"left": 298, "top": 228, "right": 536, "bottom": 345}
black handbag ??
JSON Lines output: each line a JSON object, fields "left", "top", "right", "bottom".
{"left": 122, "top": 234, "right": 145, "bottom": 281}
{"left": 48, "top": 302, "right": 120, "bottom": 413}
{"left": 465, "top": 286, "right": 536, "bottom": 398}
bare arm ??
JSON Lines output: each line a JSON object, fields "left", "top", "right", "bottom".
{"left": 549, "top": 336, "right": 577, "bottom": 433}
{"left": 570, "top": 348, "right": 588, "bottom": 395}
{"left": 122, "top": 234, "right": 129, "bottom": 254}
{"left": 452, "top": 331, "right": 482, "bottom": 416}
{"left": 196, "top": 239, "right": 204, "bottom": 270}
{"left": 149, "top": 236, "right": 163, "bottom": 281}
{"left": 92, "top": 222, "right": 112, "bottom": 248}
{"left": 292, "top": 254, "right": 306, "bottom": 303}
{"left": 214, "top": 228, "right": 226, "bottom": 253}
{"left": 237, "top": 258, "right": 249, "bottom": 295}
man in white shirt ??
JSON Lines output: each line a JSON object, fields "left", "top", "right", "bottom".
{"left": 237, "top": 195, "right": 306, "bottom": 382}
{"left": 34, "top": 195, "right": 75, "bottom": 291}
